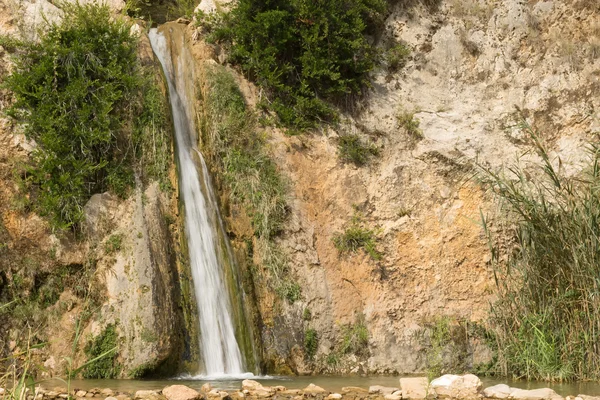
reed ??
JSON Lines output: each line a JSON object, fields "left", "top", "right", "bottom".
{"left": 480, "top": 117, "right": 600, "bottom": 381}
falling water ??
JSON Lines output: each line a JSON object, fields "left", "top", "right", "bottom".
{"left": 149, "top": 28, "right": 245, "bottom": 377}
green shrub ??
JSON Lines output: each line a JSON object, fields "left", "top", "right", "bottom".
{"left": 3, "top": 3, "right": 170, "bottom": 230}
{"left": 82, "top": 324, "right": 120, "bottom": 379}
{"left": 397, "top": 110, "right": 423, "bottom": 139}
{"left": 333, "top": 212, "right": 382, "bottom": 260}
{"left": 386, "top": 43, "right": 411, "bottom": 71}
{"left": 211, "top": 0, "right": 387, "bottom": 129}
{"left": 304, "top": 328, "right": 319, "bottom": 359}
{"left": 480, "top": 117, "right": 600, "bottom": 381}
{"left": 338, "top": 134, "right": 379, "bottom": 166}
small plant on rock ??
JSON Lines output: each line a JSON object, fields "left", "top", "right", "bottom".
{"left": 337, "top": 134, "right": 380, "bottom": 166}
{"left": 333, "top": 212, "right": 382, "bottom": 261}
{"left": 397, "top": 110, "right": 423, "bottom": 139}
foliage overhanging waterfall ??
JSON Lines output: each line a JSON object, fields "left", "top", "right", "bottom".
{"left": 148, "top": 28, "right": 249, "bottom": 378}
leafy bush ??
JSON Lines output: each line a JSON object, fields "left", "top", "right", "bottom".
{"left": 333, "top": 212, "right": 382, "bottom": 260}
{"left": 481, "top": 118, "right": 600, "bottom": 381}
{"left": 3, "top": 3, "right": 170, "bottom": 230}
{"left": 210, "top": 0, "right": 387, "bottom": 129}
{"left": 386, "top": 43, "right": 411, "bottom": 71}
{"left": 82, "top": 324, "right": 120, "bottom": 379}
{"left": 338, "top": 134, "right": 379, "bottom": 166}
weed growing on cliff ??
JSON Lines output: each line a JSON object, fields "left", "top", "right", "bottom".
{"left": 82, "top": 324, "right": 120, "bottom": 379}
{"left": 104, "top": 234, "right": 124, "bottom": 255}
{"left": 340, "top": 316, "right": 370, "bottom": 356}
{"left": 480, "top": 116, "right": 600, "bottom": 381}
{"left": 333, "top": 212, "right": 382, "bottom": 261}
{"left": 207, "top": 0, "right": 387, "bottom": 130}
{"left": 2, "top": 3, "right": 171, "bottom": 230}
{"left": 304, "top": 328, "right": 319, "bottom": 360}
{"left": 397, "top": 110, "right": 423, "bottom": 139}
{"left": 338, "top": 134, "right": 380, "bottom": 166}
{"left": 386, "top": 43, "right": 411, "bottom": 71}
{"left": 200, "top": 64, "right": 300, "bottom": 303}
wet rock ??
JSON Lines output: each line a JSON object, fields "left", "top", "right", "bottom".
{"left": 483, "top": 384, "right": 513, "bottom": 399}
{"left": 76, "top": 391, "right": 87, "bottom": 397}
{"left": 430, "top": 374, "right": 482, "bottom": 399}
{"left": 400, "top": 378, "right": 433, "bottom": 400}
{"left": 369, "top": 386, "right": 400, "bottom": 396}
{"left": 242, "top": 381, "right": 268, "bottom": 392}
{"left": 509, "top": 388, "right": 563, "bottom": 400}
{"left": 163, "top": 386, "right": 202, "bottom": 400}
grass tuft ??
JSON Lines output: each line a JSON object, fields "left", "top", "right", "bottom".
{"left": 333, "top": 212, "right": 382, "bottom": 261}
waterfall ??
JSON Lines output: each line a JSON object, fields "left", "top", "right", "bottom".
{"left": 149, "top": 28, "right": 246, "bottom": 378}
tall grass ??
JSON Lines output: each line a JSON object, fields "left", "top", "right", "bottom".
{"left": 480, "top": 117, "right": 600, "bottom": 381}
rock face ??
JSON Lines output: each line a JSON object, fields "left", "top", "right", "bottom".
{"left": 430, "top": 374, "right": 482, "bottom": 399}
{"left": 185, "top": 0, "right": 600, "bottom": 375}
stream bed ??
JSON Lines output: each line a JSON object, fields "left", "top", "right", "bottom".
{"left": 43, "top": 376, "right": 600, "bottom": 397}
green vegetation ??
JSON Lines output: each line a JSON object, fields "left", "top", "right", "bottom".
{"left": 303, "top": 308, "right": 312, "bottom": 321}
{"left": 200, "top": 64, "right": 300, "bottom": 302}
{"left": 421, "top": 316, "right": 471, "bottom": 379}
{"left": 337, "top": 134, "right": 380, "bottom": 166}
{"left": 386, "top": 43, "right": 411, "bottom": 71}
{"left": 397, "top": 110, "right": 423, "bottom": 139}
{"left": 333, "top": 211, "right": 382, "bottom": 260}
{"left": 480, "top": 117, "right": 600, "bottom": 381}
{"left": 104, "top": 234, "right": 124, "bottom": 254}
{"left": 82, "top": 324, "right": 120, "bottom": 379}
{"left": 202, "top": 0, "right": 387, "bottom": 129}
{"left": 339, "top": 315, "right": 369, "bottom": 356}
{"left": 3, "top": 3, "right": 171, "bottom": 230}
{"left": 304, "top": 328, "right": 319, "bottom": 359}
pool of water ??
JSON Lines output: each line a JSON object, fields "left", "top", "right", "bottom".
{"left": 41, "top": 376, "right": 600, "bottom": 397}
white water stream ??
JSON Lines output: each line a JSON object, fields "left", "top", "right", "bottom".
{"left": 149, "top": 28, "right": 245, "bottom": 378}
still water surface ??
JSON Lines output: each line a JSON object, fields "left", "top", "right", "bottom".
{"left": 44, "top": 376, "right": 600, "bottom": 397}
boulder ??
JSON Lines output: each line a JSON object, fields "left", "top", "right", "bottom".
{"left": 303, "top": 384, "right": 328, "bottom": 396}
{"left": 101, "top": 389, "right": 115, "bottom": 397}
{"left": 326, "top": 395, "right": 342, "bottom": 400}
{"left": 400, "top": 377, "right": 433, "bottom": 400}
{"left": 483, "top": 385, "right": 514, "bottom": 399}
{"left": 162, "top": 386, "right": 202, "bottom": 400}
{"left": 242, "top": 381, "right": 268, "bottom": 392}
{"left": 430, "top": 374, "right": 482, "bottom": 399}
{"left": 509, "top": 388, "right": 563, "bottom": 400}
{"left": 201, "top": 385, "right": 212, "bottom": 394}
{"left": 76, "top": 392, "right": 87, "bottom": 398}
{"left": 370, "top": 386, "right": 400, "bottom": 396}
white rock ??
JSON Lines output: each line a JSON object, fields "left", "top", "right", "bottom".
{"left": 400, "top": 377, "right": 432, "bottom": 400}
{"left": 385, "top": 394, "right": 402, "bottom": 400}
{"left": 484, "top": 384, "right": 514, "bottom": 399}
{"left": 430, "top": 374, "right": 482, "bottom": 399}
{"left": 303, "top": 384, "right": 327, "bottom": 395}
{"left": 509, "top": 388, "right": 563, "bottom": 400}
{"left": 241, "top": 380, "right": 266, "bottom": 392}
